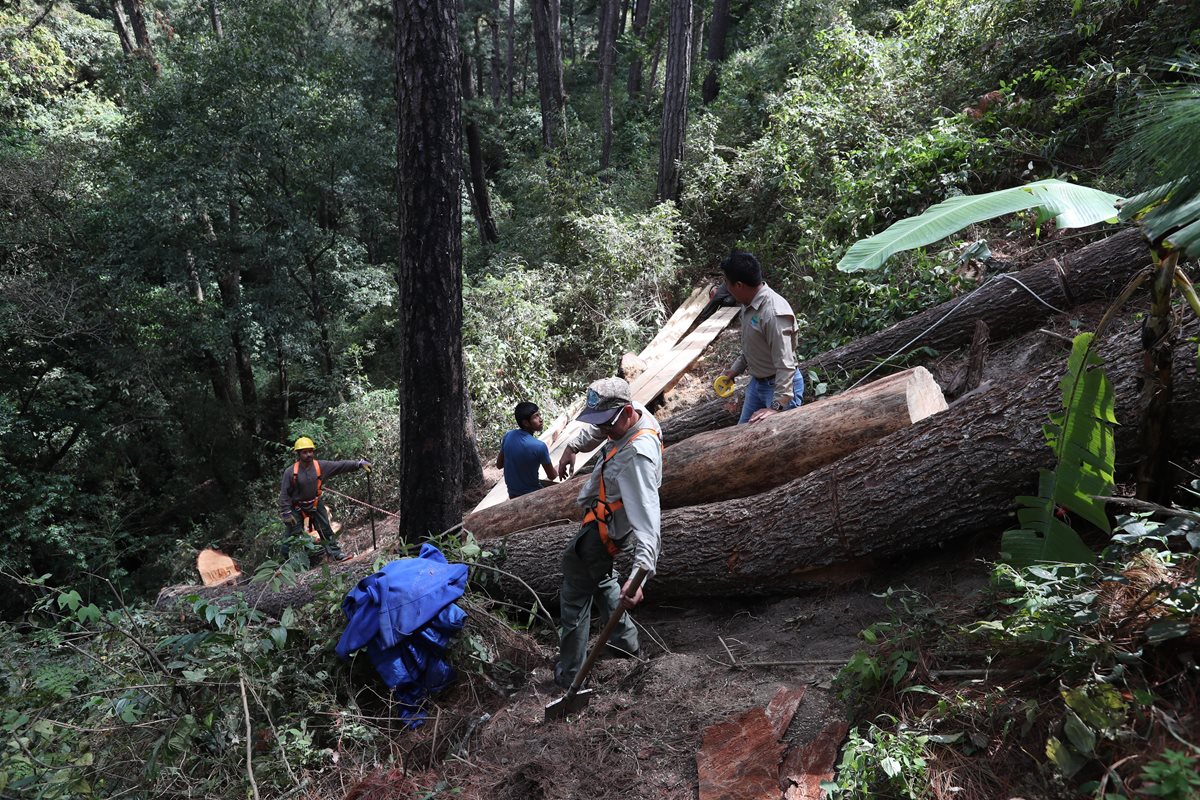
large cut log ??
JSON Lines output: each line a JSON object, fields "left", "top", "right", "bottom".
{"left": 488, "top": 311, "right": 1200, "bottom": 600}
{"left": 462, "top": 367, "right": 948, "bottom": 540}
{"left": 658, "top": 230, "right": 1149, "bottom": 445}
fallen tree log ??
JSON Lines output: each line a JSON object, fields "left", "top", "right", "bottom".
{"left": 462, "top": 367, "right": 947, "bottom": 540}
{"left": 488, "top": 311, "right": 1200, "bottom": 600}
{"left": 805, "top": 228, "right": 1147, "bottom": 377}
{"left": 658, "top": 229, "right": 1149, "bottom": 445}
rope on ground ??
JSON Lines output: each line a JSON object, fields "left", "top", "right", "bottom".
{"left": 844, "top": 271, "right": 1069, "bottom": 392}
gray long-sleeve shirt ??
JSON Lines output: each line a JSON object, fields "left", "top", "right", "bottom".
{"left": 565, "top": 402, "right": 664, "bottom": 577}
{"left": 729, "top": 283, "right": 799, "bottom": 407}
{"left": 278, "top": 459, "right": 362, "bottom": 520}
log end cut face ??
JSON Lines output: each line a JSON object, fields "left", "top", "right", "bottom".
{"left": 906, "top": 366, "right": 948, "bottom": 422}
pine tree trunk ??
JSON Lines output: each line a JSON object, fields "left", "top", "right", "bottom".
{"left": 121, "top": 0, "right": 159, "bottom": 71}
{"left": 529, "top": 0, "right": 566, "bottom": 149}
{"left": 490, "top": 0, "right": 503, "bottom": 105}
{"left": 701, "top": 0, "right": 729, "bottom": 103}
{"left": 460, "top": 1, "right": 500, "bottom": 244}
{"left": 506, "top": 0, "right": 516, "bottom": 102}
{"left": 626, "top": 0, "right": 651, "bottom": 98}
{"left": 394, "top": 0, "right": 465, "bottom": 541}
{"left": 110, "top": 1, "right": 135, "bottom": 53}
{"left": 598, "top": 0, "right": 619, "bottom": 169}
{"left": 657, "top": 0, "right": 692, "bottom": 202}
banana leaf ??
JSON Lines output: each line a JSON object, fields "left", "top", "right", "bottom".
{"left": 838, "top": 179, "right": 1122, "bottom": 273}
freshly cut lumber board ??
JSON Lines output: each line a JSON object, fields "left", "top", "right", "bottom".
{"left": 469, "top": 294, "right": 734, "bottom": 514}
{"left": 638, "top": 284, "right": 713, "bottom": 365}
{"left": 463, "top": 366, "right": 946, "bottom": 539}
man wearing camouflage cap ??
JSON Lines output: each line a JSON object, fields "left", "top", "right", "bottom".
{"left": 553, "top": 377, "right": 663, "bottom": 689}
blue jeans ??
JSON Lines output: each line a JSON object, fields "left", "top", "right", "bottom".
{"left": 738, "top": 368, "right": 805, "bottom": 424}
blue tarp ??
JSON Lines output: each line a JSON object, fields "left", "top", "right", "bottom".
{"left": 336, "top": 544, "right": 468, "bottom": 724}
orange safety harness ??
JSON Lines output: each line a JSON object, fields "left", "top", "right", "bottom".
{"left": 290, "top": 459, "right": 323, "bottom": 517}
{"left": 581, "top": 427, "right": 663, "bottom": 557}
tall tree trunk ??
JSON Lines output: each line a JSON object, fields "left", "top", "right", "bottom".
{"left": 647, "top": 28, "right": 664, "bottom": 97}
{"left": 626, "top": 0, "right": 651, "bottom": 98}
{"left": 597, "top": 0, "right": 619, "bottom": 169}
{"left": 506, "top": 0, "right": 516, "bottom": 102}
{"left": 121, "top": 0, "right": 159, "bottom": 71}
{"left": 463, "top": 393, "right": 486, "bottom": 497}
{"left": 490, "top": 0, "right": 503, "bottom": 106}
{"left": 619, "top": 0, "right": 629, "bottom": 37}
{"left": 218, "top": 200, "right": 260, "bottom": 434}
{"left": 394, "top": 0, "right": 466, "bottom": 541}
{"left": 529, "top": 0, "right": 566, "bottom": 149}
{"left": 208, "top": 0, "right": 224, "bottom": 38}
{"left": 460, "top": 0, "right": 500, "bottom": 243}
{"left": 473, "top": 17, "right": 486, "bottom": 102}
{"left": 691, "top": 5, "right": 705, "bottom": 71}
{"left": 657, "top": 0, "right": 692, "bottom": 202}
{"left": 110, "top": 1, "right": 135, "bottom": 53}
{"left": 565, "top": 0, "right": 576, "bottom": 62}
{"left": 701, "top": 0, "right": 729, "bottom": 103}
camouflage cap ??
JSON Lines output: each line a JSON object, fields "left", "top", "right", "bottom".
{"left": 576, "top": 377, "right": 633, "bottom": 425}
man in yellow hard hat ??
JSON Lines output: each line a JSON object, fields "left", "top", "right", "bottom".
{"left": 278, "top": 437, "right": 370, "bottom": 563}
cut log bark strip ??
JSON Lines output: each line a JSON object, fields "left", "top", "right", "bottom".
{"left": 470, "top": 285, "right": 723, "bottom": 514}
{"left": 463, "top": 366, "right": 946, "bottom": 540}
{"left": 696, "top": 686, "right": 807, "bottom": 800}
{"left": 805, "top": 228, "right": 1147, "bottom": 378}
{"left": 487, "top": 313, "right": 1200, "bottom": 600}
{"left": 782, "top": 719, "right": 851, "bottom": 800}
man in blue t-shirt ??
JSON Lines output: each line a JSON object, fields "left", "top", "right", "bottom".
{"left": 497, "top": 402, "right": 558, "bottom": 499}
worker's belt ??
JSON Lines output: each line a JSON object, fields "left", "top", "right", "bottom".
{"left": 581, "top": 427, "right": 662, "bottom": 558}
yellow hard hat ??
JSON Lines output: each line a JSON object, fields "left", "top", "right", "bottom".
{"left": 293, "top": 437, "right": 316, "bottom": 451}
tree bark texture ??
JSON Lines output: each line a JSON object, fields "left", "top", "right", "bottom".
{"left": 1135, "top": 250, "right": 1178, "bottom": 501}
{"left": 463, "top": 367, "right": 947, "bottom": 540}
{"left": 111, "top": 1, "right": 135, "bottom": 53}
{"left": 701, "top": 0, "right": 729, "bottom": 104}
{"left": 208, "top": 0, "right": 224, "bottom": 38}
{"left": 489, "top": 0, "right": 503, "bottom": 105}
{"left": 121, "top": 0, "right": 159, "bottom": 71}
{"left": 529, "top": 0, "right": 566, "bottom": 149}
{"left": 657, "top": 0, "right": 692, "bottom": 202}
{"left": 597, "top": 0, "right": 619, "bottom": 169}
{"left": 506, "top": 0, "right": 515, "bottom": 102}
{"left": 459, "top": 9, "right": 501, "bottom": 244}
{"left": 807, "top": 228, "right": 1148, "bottom": 378}
{"left": 626, "top": 0, "right": 651, "bottom": 98}
{"left": 487, "top": 313, "right": 1200, "bottom": 600}
{"left": 394, "top": 0, "right": 466, "bottom": 540}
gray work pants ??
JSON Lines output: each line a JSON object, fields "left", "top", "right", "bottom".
{"left": 557, "top": 522, "right": 638, "bottom": 685}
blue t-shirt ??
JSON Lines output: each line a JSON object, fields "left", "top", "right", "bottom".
{"left": 500, "top": 429, "right": 551, "bottom": 498}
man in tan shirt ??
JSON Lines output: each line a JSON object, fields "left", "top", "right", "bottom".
{"left": 719, "top": 251, "right": 804, "bottom": 424}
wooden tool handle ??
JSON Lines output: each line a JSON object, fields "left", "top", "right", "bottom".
{"left": 569, "top": 567, "right": 648, "bottom": 693}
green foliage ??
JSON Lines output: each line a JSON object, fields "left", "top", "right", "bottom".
{"left": 1140, "top": 749, "right": 1200, "bottom": 799}
{"left": 823, "top": 717, "right": 931, "bottom": 799}
{"left": 1002, "top": 333, "right": 1114, "bottom": 567}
